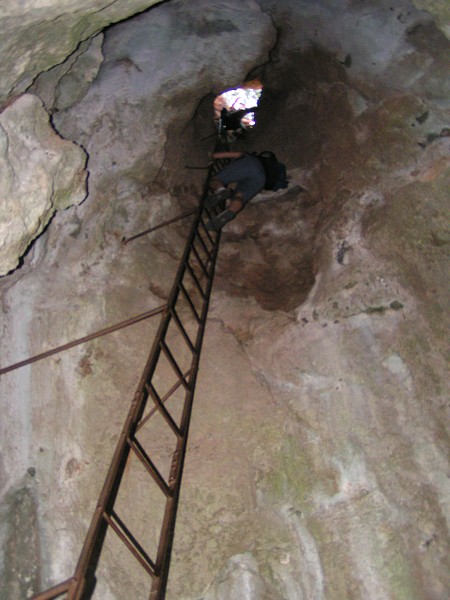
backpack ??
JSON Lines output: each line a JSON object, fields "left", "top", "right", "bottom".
{"left": 257, "top": 151, "right": 288, "bottom": 191}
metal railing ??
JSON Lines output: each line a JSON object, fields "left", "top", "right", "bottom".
{"left": 30, "top": 154, "right": 231, "bottom": 600}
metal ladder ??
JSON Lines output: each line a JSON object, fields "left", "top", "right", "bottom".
{"left": 32, "top": 155, "right": 231, "bottom": 600}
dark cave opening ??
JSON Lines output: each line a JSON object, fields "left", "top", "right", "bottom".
{"left": 178, "top": 46, "right": 360, "bottom": 312}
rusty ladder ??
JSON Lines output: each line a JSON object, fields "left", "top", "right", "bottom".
{"left": 32, "top": 154, "right": 231, "bottom": 600}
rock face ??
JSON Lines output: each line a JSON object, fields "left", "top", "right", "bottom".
{"left": 0, "top": 94, "right": 87, "bottom": 275}
{"left": 0, "top": 0, "right": 162, "bottom": 104}
{"left": 51, "top": 0, "right": 275, "bottom": 195}
{"left": 29, "top": 34, "right": 105, "bottom": 114}
{"left": 411, "top": 0, "right": 450, "bottom": 36}
{"left": 0, "top": 1, "right": 449, "bottom": 599}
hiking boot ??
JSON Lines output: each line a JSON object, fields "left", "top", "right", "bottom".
{"left": 205, "top": 187, "right": 231, "bottom": 208}
{"left": 207, "top": 209, "right": 235, "bottom": 231}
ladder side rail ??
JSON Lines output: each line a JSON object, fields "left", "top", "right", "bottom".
{"left": 149, "top": 218, "right": 222, "bottom": 600}
{"left": 67, "top": 208, "right": 211, "bottom": 598}
{"left": 32, "top": 157, "right": 227, "bottom": 600}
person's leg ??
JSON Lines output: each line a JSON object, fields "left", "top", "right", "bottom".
{"left": 209, "top": 176, "right": 225, "bottom": 192}
{"left": 206, "top": 157, "right": 263, "bottom": 231}
{"left": 209, "top": 157, "right": 245, "bottom": 190}
{"left": 228, "top": 192, "right": 244, "bottom": 215}
{"left": 206, "top": 191, "right": 244, "bottom": 231}
{"left": 233, "top": 156, "right": 265, "bottom": 203}
{"left": 205, "top": 176, "right": 232, "bottom": 208}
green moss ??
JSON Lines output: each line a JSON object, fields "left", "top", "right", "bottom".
{"left": 371, "top": 529, "right": 421, "bottom": 600}
{"left": 262, "top": 435, "right": 322, "bottom": 509}
{"left": 344, "top": 280, "right": 358, "bottom": 289}
{"left": 307, "top": 507, "right": 424, "bottom": 600}
{"left": 0, "top": 485, "right": 41, "bottom": 600}
{"left": 385, "top": 553, "right": 419, "bottom": 599}
{"left": 364, "top": 305, "right": 387, "bottom": 314}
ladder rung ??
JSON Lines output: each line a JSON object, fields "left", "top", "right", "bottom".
{"left": 129, "top": 437, "right": 171, "bottom": 497}
{"left": 159, "top": 340, "right": 189, "bottom": 391}
{"left": 185, "top": 261, "right": 206, "bottom": 299}
{"left": 178, "top": 282, "right": 201, "bottom": 323}
{"left": 104, "top": 510, "right": 157, "bottom": 577}
{"left": 170, "top": 307, "right": 195, "bottom": 354}
{"left": 146, "top": 381, "right": 182, "bottom": 437}
{"left": 190, "top": 242, "right": 209, "bottom": 279}
{"left": 194, "top": 228, "right": 213, "bottom": 261}
{"left": 136, "top": 369, "right": 192, "bottom": 433}
{"left": 198, "top": 214, "right": 215, "bottom": 246}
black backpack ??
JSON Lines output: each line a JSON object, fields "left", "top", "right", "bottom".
{"left": 257, "top": 151, "right": 288, "bottom": 191}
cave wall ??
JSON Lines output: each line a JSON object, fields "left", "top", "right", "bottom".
{"left": 0, "top": 0, "right": 167, "bottom": 275}
{"left": 0, "top": 0, "right": 163, "bottom": 104}
{"left": 0, "top": 0, "right": 449, "bottom": 599}
{"left": 0, "top": 1, "right": 278, "bottom": 598}
{"left": 170, "top": 4, "right": 449, "bottom": 598}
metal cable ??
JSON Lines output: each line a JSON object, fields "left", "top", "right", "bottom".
{"left": 122, "top": 209, "right": 198, "bottom": 245}
{"left": 0, "top": 305, "right": 167, "bottom": 377}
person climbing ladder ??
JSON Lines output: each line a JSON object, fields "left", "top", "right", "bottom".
{"left": 205, "top": 150, "right": 288, "bottom": 231}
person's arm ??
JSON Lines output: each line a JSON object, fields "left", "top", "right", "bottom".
{"left": 211, "top": 151, "right": 243, "bottom": 160}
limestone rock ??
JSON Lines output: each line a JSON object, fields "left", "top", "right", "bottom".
{"left": 53, "top": 0, "right": 275, "bottom": 192}
{"left": 0, "top": 1, "right": 449, "bottom": 599}
{"left": 28, "top": 33, "right": 105, "bottom": 113}
{"left": 411, "top": 0, "right": 450, "bottom": 37}
{"left": 0, "top": 483, "right": 40, "bottom": 600}
{"left": 203, "top": 553, "right": 267, "bottom": 600}
{"left": 0, "top": 0, "right": 162, "bottom": 104}
{"left": 0, "top": 94, "right": 87, "bottom": 276}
